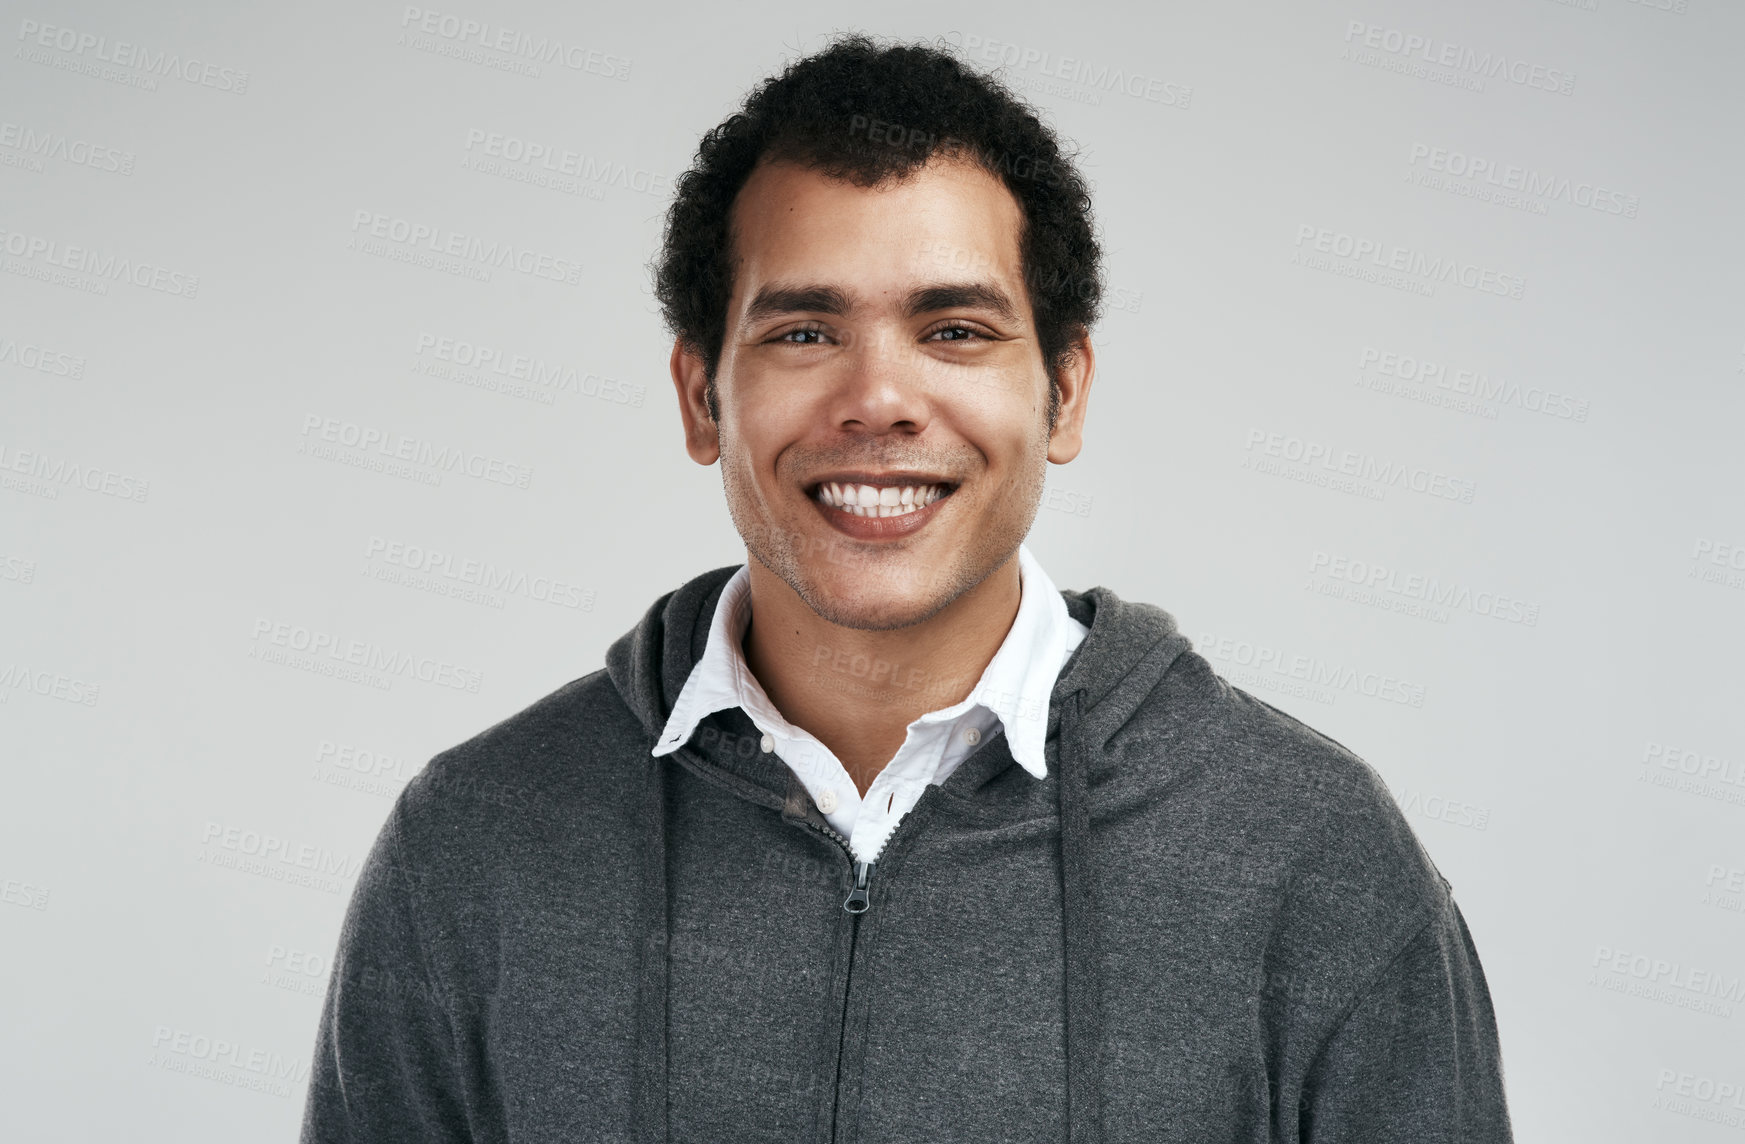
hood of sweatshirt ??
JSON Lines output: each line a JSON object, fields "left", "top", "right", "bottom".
{"left": 605, "top": 561, "right": 1194, "bottom": 1144}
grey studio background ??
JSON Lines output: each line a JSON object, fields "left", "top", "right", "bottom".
{"left": 2, "top": 0, "right": 1742, "bottom": 1139}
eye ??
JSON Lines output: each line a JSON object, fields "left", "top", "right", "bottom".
{"left": 776, "top": 323, "right": 832, "bottom": 345}
{"left": 925, "top": 322, "right": 987, "bottom": 343}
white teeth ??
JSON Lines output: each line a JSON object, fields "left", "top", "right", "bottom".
{"left": 815, "top": 481, "right": 951, "bottom": 516}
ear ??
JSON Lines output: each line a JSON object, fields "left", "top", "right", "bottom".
{"left": 671, "top": 337, "right": 720, "bottom": 465}
{"left": 1046, "top": 329, "right": 1095, "bottom": 464}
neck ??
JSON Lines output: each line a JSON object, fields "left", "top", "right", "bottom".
{"left": 740, "top": 554, "right": 1023, "bottom": 798}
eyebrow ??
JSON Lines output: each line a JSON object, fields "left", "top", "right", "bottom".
{"left": 901, "top": 283, "right": 1018, "bottom": 323}
{"left": 741, "top": 284, "right": 854, "bottom": 326}
{"left": 740, "top": 280, "right": 1021, "bottom": 329}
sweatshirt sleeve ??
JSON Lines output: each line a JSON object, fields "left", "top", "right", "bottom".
{"left": 1299, "top": 895, "right": 1515, "bottom": 1143}
{"left": 300, "top": 796, "right": 473, "bottom": 1144}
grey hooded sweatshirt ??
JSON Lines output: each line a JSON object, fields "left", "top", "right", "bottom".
{"left": 301, "top": 565, "right": 1514, "bottom": 1143}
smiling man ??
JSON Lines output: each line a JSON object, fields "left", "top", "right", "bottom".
{"left": 676, "top": 149, "right": 1090, "bottom": 827}
{"left": 303, "top": 34, "right": 1514, "bottom": 1144}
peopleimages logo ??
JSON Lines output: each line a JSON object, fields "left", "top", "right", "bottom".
{"left": 0, "top": 554, "right": 37, "bottom": 585}
{"left": 349, "top": 210, "right": 582, "bottom": 286}
{"left": 412, "top": 333, "right": 646, "bottom": 407}
{"left": 1638, "top": 740, "right": 1745, "bottom": 811}
{"left": 312, "top": 739, "right": 420, "bottom": 801}
{"left": 148, "top": 1025, "right": 308, "bottom": 1098}
{"left": 262, "top": 943, "right": 328, "bottom": 997}
{"left": 297, "top": 413, "right": 534, "bottom": 489}
{"left": 0, "top": 225, "right": 200, "bottom": 298}
{"left": 364, "top": 535, "right": 596, "bottom": 611}
{"left": 1195, "top": 631, "right": 1428, "bottom": 708}
{"left": 15, "top": 19, "right": 250, "bottom": 94}
{"left": 1294, "top": 224, "right": 1526, "bottom": 300}
{"left": 1243, "top": 428, "right": 1478, "bottom": 504}
{"left": 199, "top": 822, "right": 363, "bottom": 882}
{"left": 942, "top": 31, "right": 1192, "bottom": 108}
{"left": 1589, "top": 943, "right": 1745, "bottom": 1017}
{"left": 1308, "top": 550, "right": 1542, "bottom": 627}
{"left": 1407, "top": 143, "right": 1639, "bottom": 219}
{"left": 0, "top": 662, "right": 101, "bottom": 706}
{"left": 1643, "top": 742, "right": 1745, "bottom": 787}
{"left": 1342, "top": 21, "right": 1575, "bottom": 95}
{"left": 1705, "top": 864, "right": 1745, "bottom": 913}
{"left": 398, "top": 7, "right": 630, "bottom": 80}
{"left": 1, "top": 876, "right": 50, "bottom": 911}
{"left": 248, "top": 616, "right": 486, "bottom": 694}
{"left": 0, "top": 121, "right": 135, "bottom": 175}
{"left": 1390, "top": 786, "right": 1492, "bottom": 830}
{"left": 461, "top": 129, "right": 668, "bottom": 199}
{"left": 1653, "top": 1067, "right": 1745, "bottom": 1132}
{"left": 1357, "top": 347, "right": 1591, "bottom": 422}
{"left": 0, "top": 332, "right": 86, "bottom": 378}
{"left": 1690, "top": 537, "right": 1745, "bottom": 591}
{"left": 0, "top": 442, "right": 150, "bottom": 502}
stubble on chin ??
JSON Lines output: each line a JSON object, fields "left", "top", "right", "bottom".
{"left": 790, "top": 553, "right": 977, "bottom": 632}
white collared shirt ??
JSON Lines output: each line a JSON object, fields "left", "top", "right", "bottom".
{"left": 652, "top": 543, "right": 1088, "bottom": 863}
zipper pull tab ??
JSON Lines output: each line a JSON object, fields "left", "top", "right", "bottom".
{"left": 844, "top": 860, "right": 875, "bottom": 915}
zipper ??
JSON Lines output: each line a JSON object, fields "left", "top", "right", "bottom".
{"left": 844, "top": 860, "right": 874, "bottom": 914}
{"left": 797, "top": 785, "right": 948, "bottom": 1140}
{"left": 802, "top": 819, "right": 878, "bottom": 914}
{"left": 831, "top": 899, "right": 861, "bottom": 1142}
{"left": 798, "top": 817, "right": 876, "bottom": 1142}
{"left": 802, "top": 785, "right": 951, "bottom": 1138}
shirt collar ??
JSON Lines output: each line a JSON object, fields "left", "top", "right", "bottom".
{"left": 652, "top": 543, "right": 1083, "bottom": 780}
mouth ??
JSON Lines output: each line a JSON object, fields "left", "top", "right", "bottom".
{"left": 805, "top": 473, "right": 960, "bottom": 519}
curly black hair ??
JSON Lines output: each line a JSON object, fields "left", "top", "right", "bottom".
{"left": 652, "top": 33, "right": 1103, "bottom": 427}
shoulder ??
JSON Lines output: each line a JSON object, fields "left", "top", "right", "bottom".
{"left": 1117, "top": 648, "right": 1450, "bottom": 952}
{"left": 1216, "top": 672, "right": 1420, "bottom": 836}
{"left": 354, "top": 669, "right": 651, "bottom": 982}
{"left": 1219, "top": 672, "right": 1450, "bottom": 957}
{"left": 392, "top": 668, "right": 647, "bottom": 853}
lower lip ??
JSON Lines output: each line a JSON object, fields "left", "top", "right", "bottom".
{"left": 809, "top": 488, "right": 954, "bottom": 540}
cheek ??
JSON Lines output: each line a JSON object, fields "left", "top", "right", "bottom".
{"left": 952, "top": 365, "right": 1046, "bottom": 421}
{"left": 718, "top": 406, "right": 809, "bottom": 494}
{"left": 950, "top": 391, "right": 1048, "bottom": 462}
{"left": 731, "top": 370, "right": 828, "bottom": 430}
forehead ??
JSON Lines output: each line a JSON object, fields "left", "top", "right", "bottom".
{"left": 726, "top": 155, "right": 1027, "bottom": 306}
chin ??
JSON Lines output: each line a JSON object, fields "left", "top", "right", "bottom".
{"left": 795, "top": 568, "right": 957, "bottom": 632}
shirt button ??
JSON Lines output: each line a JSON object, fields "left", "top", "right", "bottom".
{"left": 963, "top": 727, "right": 981, "bottom": 746}
{"left": 817, "top": 788, "right": 839, "bottom": 814}
{"left": 759, "top": 733, "right": 774, "bottom": 753}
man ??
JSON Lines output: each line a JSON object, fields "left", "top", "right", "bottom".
{"left": 303, "top": 34, "right": 1514, "bottom": 1143}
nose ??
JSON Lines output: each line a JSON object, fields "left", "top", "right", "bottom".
{"left": 829, "top": 327, "right": 933, "bottom": 436}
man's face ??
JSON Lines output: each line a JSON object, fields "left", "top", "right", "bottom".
{"left": 672, "top": 153, "right": 1091, "bottom": 631}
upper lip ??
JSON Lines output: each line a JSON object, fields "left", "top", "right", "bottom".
{"left": 806, "top": 471, "right": 959, "bottom": 494}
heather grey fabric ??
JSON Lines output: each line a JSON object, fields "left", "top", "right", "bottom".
{"left": 301, "top": 564, "right": 1515, "bottom": 1143}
